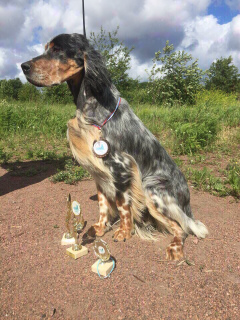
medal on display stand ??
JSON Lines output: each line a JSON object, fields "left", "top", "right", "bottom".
{"left": 92, "top": 97, "right": 121, "bottom": 158}
{"left": 91, "top": 239, "right": 115, "bottom": 279}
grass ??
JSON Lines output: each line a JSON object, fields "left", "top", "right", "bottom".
{"left": 0, "top": 99, "right": 75, "bottom": 162}
{"left": 0, "top": 91, "right": 239, "bottom": 196}
{"left": 133, "top": 90, "right": 240, "bottom": 155}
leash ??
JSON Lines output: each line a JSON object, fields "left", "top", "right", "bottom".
{"left": 92, "top": 97, "right": 121, "bottom": 131}
{"left": 82, "top": 0, "right": 86, "bottom": 37}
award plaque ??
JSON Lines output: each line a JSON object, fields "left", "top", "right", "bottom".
{"left": 91, "top": 239, "right": 115, "bottom": 278}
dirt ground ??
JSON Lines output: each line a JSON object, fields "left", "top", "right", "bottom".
{"left": 0, "top": 161, "right": 239, "bottom": 320}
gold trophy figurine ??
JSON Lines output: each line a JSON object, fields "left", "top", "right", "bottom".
{"left": 66, "top": 200, "right": 88, "bottom": 259}
{"left": 61, "top": 194, "right": 76, "bottom": 246}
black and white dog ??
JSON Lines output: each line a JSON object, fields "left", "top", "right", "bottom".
{"left": 21, "top": 34, "right": 208, "bottom": 260}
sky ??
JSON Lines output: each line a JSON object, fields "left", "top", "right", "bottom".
{"left": 0, "top": 0, "right": 240, "bottom": 82}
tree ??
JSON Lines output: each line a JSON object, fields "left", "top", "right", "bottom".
{"left": 42, "top": 83, "right": 73, "bottom": 104}
{"left": 205, "top": 56, "right": 240, "bottom": 93}
{"left": 148, "top": 41, "right": 205, "bottom": 105}
{"left": 0, "top": 78, "right": 23, "bottom": 100}
{"left": 90, "top": 26, "right": 135, "bottom": 93}
{"left": 18, "top": 83, "right": 41, "bottom": 102}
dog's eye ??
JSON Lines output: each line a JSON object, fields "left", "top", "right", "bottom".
{"left": 53, "top": 46, "right": 61, "bottom": 53}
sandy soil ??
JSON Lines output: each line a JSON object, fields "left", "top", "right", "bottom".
{"left": 0, "top": 162, "right": 239, "bottom": 320}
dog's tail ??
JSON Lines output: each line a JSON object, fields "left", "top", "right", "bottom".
{"left": 160, "top": 199, "right": 208, "bottom": 238}
{"left": 144, "top": 186, "right": 208, "bottom": 239}
{"left": 184, "top": 217, "right": 208, "bottom": 238}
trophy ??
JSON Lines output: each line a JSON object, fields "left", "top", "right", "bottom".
{"left": 66, "top": 200, "right": 88, "bottom": 259}
{"left": 91, "top": 239, "right": 115, "bottom": 278}
{"left": 61, "top": 194, "right": 75, "bottom": 245}
{"left": 61, "top": 194, "right": 76, "bottom": 245}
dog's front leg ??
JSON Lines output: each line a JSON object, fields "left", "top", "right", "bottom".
{"left": 88, "top": 188, "right": 111, "bottom": 237}
{"left": 113, "top": 192, "right": 133, "bottom": 242}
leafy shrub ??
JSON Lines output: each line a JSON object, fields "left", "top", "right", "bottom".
{"left": 205, "top": 56, "right": 240, "bottom": 93}
{"left": 185, "top": 167, "right": 227, "bottom": 196}
{"left": 147, "top": 41, "right": 205, "bottom": 105}
{"left": 18, "top": 83, "right": 41, "bottom": 102}
{"left": 0, "top": 78, "right": 23, "bottom": 100}
{"left": 0, "top": 147, "right": 12, "bottom": 163}
{"left": 42, "top": 83, "right": 73, "bottom": 104}
{"left": 171, "top": 106, "right": 219, "bottom": 154}
{"left": 50, "top": 159, "right": 90, "bottom": 184}
{"left": 225, "top": 161, "right": 240, "bottom": 198}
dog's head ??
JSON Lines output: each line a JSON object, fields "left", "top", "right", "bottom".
{"left": 21, "top": 33, "right": 114, "bottom": 105}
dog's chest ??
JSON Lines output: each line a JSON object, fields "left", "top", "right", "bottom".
{"left": 67, "top": 117, "right": 116, "bottom": 199}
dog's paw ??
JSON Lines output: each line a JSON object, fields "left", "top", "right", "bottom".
{"left": 87, "top": 223, "right": 106, "bottom": 237}
{"left": 113, "top": 228, "right": 132, "bottom": 242}
{"left": 165, "top": 242, "right": 184, "bottom": 261}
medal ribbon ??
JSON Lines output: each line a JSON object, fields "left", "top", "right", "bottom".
{"left": 92, "top": 97, "right": 121, "bottom": 130}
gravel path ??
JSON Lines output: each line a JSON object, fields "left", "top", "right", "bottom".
{"left": 0, "top": 164, "right": 239, "bottom": 320}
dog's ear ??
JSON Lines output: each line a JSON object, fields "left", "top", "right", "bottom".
{"left": 82, "top": 48, "right": 116, "bottom": 108}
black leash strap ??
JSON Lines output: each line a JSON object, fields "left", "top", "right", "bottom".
{"left": 82, "top": 0, "right": 86, "bottom": 37}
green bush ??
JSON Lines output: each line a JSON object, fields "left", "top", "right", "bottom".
{"left": 205, "top": 56, "right": 240, "bottom": 93}
{"left": 225, "top": 161, "right": 240, "bottom": 198}
{"left": 0, "top": 147, "right": 12, "bottom": 163}
{"left": 0, "top": 78, "right": 23, "bottom": 100}
{"left": 42, "top": 83, "right": 73, "bottom": 104}
{"left": 18, "top": 83, "right": 41, "bottom": 102}
{"left": 147, "top": 41, "right": 205, "bottom": 105}
{"left": 50, "top": 159, "right": 90, "bottom": 184}
{"left": 171, "top": 106, "right": 219, "bottom": 154}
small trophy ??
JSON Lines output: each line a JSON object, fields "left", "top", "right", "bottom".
{"left": 66, "top": 200, "right": 88, "bottom": 259}
{"left": 91, "top": 239, "right": 115, "bottom": 278}
{"left": 61, "top": 194, "right": 76, "bottom": 245}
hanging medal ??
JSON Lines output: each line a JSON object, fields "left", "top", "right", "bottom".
{"left": 92, "top": 97, "right": 121, "bottom": 158}
{"left": 92, "top": 130, "right": 110, "bottom": 158}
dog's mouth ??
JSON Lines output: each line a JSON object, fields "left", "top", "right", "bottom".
{"left": 26, "top": 76, "right": 45, "bottom": 87}
{"left": 26, "top": 76, "right": 59, "bottom": 87}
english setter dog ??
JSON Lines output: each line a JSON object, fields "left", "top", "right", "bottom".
{"left": 21, "top": 34, "right": 208, "bottom": 260}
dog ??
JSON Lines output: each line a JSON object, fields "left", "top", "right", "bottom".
{"left": 21, "top": 33, "right": 208, "bottom": 260}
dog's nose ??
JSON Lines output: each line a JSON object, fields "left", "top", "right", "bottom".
{"left": 21, "top": 62, "right": 31, "bottom": 74}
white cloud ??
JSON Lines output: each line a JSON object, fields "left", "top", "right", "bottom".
{"left": 128, "top": 55, "right": 153, "bottom": 81}
{"left": 0, "top": 0, "right": 239, "bottom": 81}
{"left": 179, "top": 14, "right": 240, "bottom": 71}
{"left": 228, "top": 15, "right": 240, "bottom": 50}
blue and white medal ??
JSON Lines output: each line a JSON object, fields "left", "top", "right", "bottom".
{"left": 93, "top": 138, "right": 110, "bottom": 158}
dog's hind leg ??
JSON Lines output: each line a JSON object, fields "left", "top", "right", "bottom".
{"left": 165, "top": 220, "right": 187, "bottom": 260}
{"left": 145, "top": 192, "right": 187, "bottom": 260}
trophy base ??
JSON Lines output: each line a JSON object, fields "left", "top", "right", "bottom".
{"left": 66, "top": 245, "right": 88, "bottom": 259}
{"left": 61, "top": 233, "right": 76, "bottom": 246}
{"left": 91, "top": 259, "right": 114, "bottom": 277}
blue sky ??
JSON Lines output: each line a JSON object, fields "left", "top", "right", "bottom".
{"left": 0, "top": 0, "right": 239, "bottom": 82}
{"left": 208, "top": 1, "right": 239, "bottom": 24}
